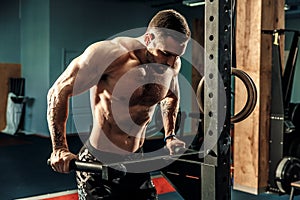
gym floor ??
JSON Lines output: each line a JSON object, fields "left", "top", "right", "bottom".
{"left": 0, "top": 132, "right": 298, "bottom": 200}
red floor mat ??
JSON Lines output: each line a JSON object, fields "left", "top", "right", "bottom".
{"left": 43, "top": 193, "right": 78, "bottom": 200}
{"left": 27, "top": 175, "right": 176, "bottom": 200}
{"left": 152, "top": 176, "right": 176, "bottom": 194}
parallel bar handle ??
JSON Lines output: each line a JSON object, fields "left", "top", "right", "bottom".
{"left": 47, "top": 159, "right": 103, "bottom": 173}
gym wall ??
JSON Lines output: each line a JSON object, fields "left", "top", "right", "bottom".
{"left": 285, "top": 18, "right": 300, "bottom": 103}
{"left": 0, "top": 0, "right": 203, "bottom": 136}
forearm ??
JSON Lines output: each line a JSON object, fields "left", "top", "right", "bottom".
{"left": 161, "top": 95, "right": 186, "bottom": 154}
{"left": 160, "top": 94, "right": 179, "bottom": 137}
{"left": 47, "top": 88, "right": 70, "bottom": 151}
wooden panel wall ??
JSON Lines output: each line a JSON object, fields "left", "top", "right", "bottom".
{"left": 192, "top": 18, "right": 204, "bottom": 92}
{"left": 0, "top": 63, "right": 21, "bottom": 130}
{"left": 191, "top": 18, "right": 204, "bottom": 133}
{"left": 233, "top": 0, "right": 284, "bottom": 194}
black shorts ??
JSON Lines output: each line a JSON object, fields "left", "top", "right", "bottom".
{"left": 76, "top": 141, "right": 158, "bottom": 200}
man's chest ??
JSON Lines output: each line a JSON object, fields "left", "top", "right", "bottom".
{"left": 109, "top": 64, "right": 175, "bottom": 105}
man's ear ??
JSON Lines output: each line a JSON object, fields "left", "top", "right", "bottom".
{"left": 144, "top": 33, "right": 155, "bottom": 46}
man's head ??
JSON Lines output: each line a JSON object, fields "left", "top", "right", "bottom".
{"left": 148, "top": 9, "right": 191, "bottom": 43}
{"left": 144, "top": 9, "right": 190, "bottom": 67}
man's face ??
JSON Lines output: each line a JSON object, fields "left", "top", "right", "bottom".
{"left": 146, "top": 35, "right": 188, "bottom": 68}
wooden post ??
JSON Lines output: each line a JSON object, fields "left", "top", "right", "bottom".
{"left": 233, "top": 0, "right": 285, "bottom": 194}
{"left": 0, "top": 63, "right": 21, "bottom": 130}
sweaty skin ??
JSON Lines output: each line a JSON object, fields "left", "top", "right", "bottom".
{"left": 47, "top": 35, "right": 186, "bottom": 173}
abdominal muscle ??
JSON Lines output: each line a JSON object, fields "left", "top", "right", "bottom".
{"left": 89, "top": 88, "right": 158, "bottom": 155}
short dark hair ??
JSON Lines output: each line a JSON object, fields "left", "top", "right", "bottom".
{"left": 148, "top": 9, "right": 191, "bottom": 43}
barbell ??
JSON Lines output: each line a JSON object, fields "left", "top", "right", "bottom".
{"left": 47, "top": 147, "right": 203, "bottom": 174}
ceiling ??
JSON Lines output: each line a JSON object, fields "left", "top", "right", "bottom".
{"left": 112, "top": 0, "right": 300, "bottom": 19}
{"left": 150, "top": 0, "right": 300, "bottom": 19}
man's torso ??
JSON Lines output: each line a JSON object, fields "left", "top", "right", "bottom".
{"left": 89, "top": 37, "right": 176, "bottom": 154}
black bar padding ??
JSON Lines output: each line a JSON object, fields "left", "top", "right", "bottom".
{"left": 69, "top": 159, "right": 103, "bottom": 173}
{"left": 47, "top": 159, "right": 103, "bottom": 173}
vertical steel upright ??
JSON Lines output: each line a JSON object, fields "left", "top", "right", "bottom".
{"left": 201, "top": 0, "right": 232, "bottom": 199}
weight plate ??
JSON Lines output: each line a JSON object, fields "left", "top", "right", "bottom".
{"left": 275, "top": 156, "right": 300, "bottom": 193}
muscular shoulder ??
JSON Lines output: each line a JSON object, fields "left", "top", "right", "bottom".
{"left": 111, "top": 37, "right": 144, "bottom": 52}
{"left": 82, "top": 40, "right": 125, "bottom": 60}
{"left": 79, "top": 37, "right": 142, "bottom": 65}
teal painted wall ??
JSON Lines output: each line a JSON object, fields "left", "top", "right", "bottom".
{"left": 47, "top": 0, "right": 203, "bottom": 136}
{"left": 48, "top": 0, "right": 202, "bottom": 85}
{"left": 1, "top": 0, "right": 203, "bottom": 136}
{"left": 20, "top": 0, "right": 50, "bottom": 134}
{"left": 285, "top": 19, "right": 300, "bottom": 103}
{"left": 0, "top": 0, "right": 20, "bottom": 63}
